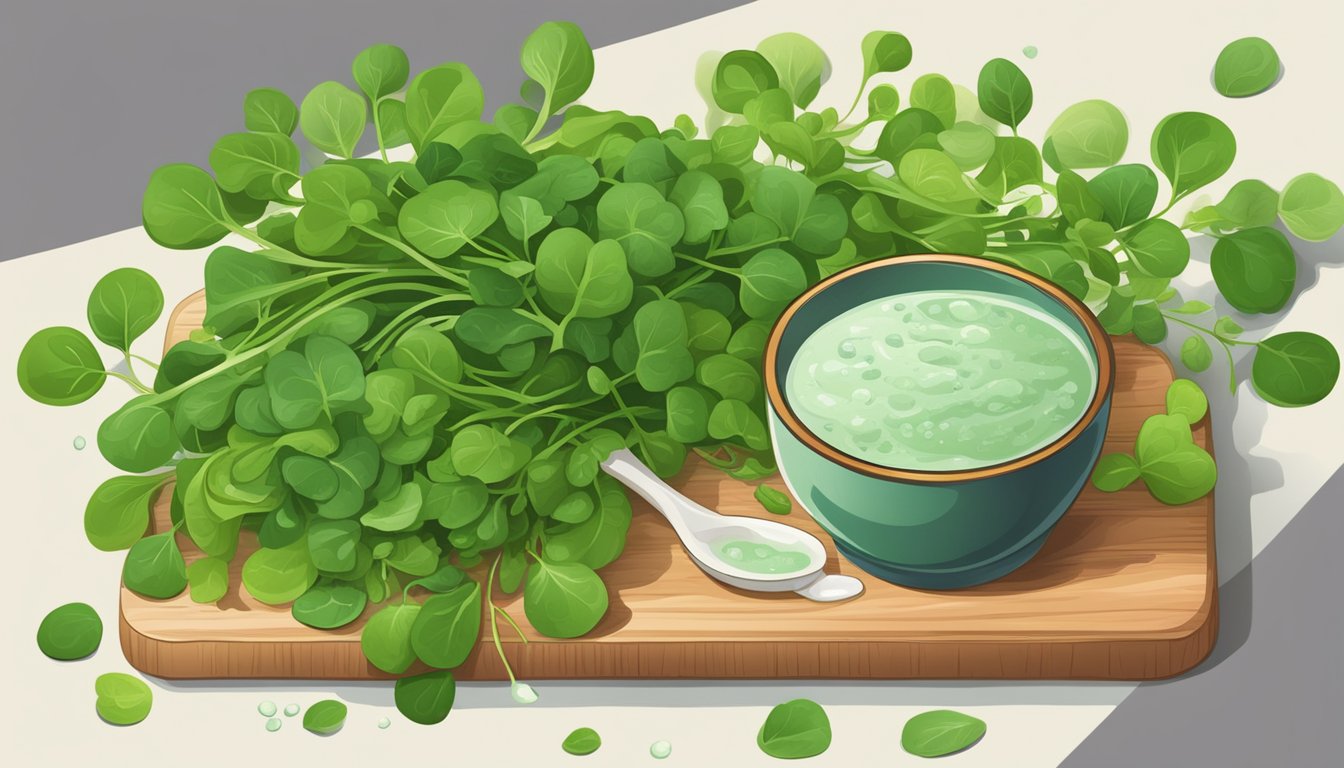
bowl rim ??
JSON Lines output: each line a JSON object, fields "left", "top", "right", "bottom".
{"left": 763, "top": 254, "right": 1116, "bottom": 483}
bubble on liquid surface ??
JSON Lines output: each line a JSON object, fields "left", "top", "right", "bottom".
{"left": 511, "top": 682, "right": 539, "bottom": 704}
{"left": 283, "top": 704, "right": 299, "bottom": 717}
{"left": 959, "top": 324, "right": 991, "bottom": 344}
{"left": 265, "top": 717, "right": 282, "bottom": 732}
{"left": 257, "top": 701, "right": 277, "bottom": 717}
{"left": 73, "top": 435, "right": 86, "bottom": 450}
{"left": 837, "top": 340, "right": 858, "bottom": 359}
{"left": 884, "top": 333, "right": 904, "bottom": 348}
{"left": 650, "top": 740, "right": 673, "bottom": 759}
{"left": 377, "top": 717, "right": 391, "bottom": 729}
{"left": 948, "top": 299, "right": 985, "bottom": 322}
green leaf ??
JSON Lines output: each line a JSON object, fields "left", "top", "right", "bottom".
{"left": 910, "top": 74, "right": 957, "bottom": 130}
{"left": 98, "top": 397, "right": 177, "bottom": 473}
{"left": 976, "top": 136, "right": 1042, "bottom": 200}
{"left": 712, "top": 50, "right": 779, "bottom": 113}
{"left": 757, "top": 699, "right": 832, "bottom": 759}
{"left": 454, "top": 307, "right": 549, "bottom": 354}
{"left": 265, "top": 335, "right": 365, "bottom": 429}
{"left": 410, "top": 582, "right": 481, "bottom": 668}
{"left": 392, "top": 327, "right": 464, "bottom": 387}
{"left": 292, "top": 583, "right": 366, "bottom": 629}
{"left": 977, "top": 58, "right": 1033, "bottom": 130}
{"left": 37, "top": 602, "right": 103, "bottom": 660}
{"left": 596, "top": 183, "right": 684, "bottom": 277}
{"left": 898, "top": 149, "right": 978, "bottom": 204}
{"left": 306, "top": 519, "right": 361, "bottom": 572}
{"left": 696, "top": 353, "right": 760, "bottom": 402}
{"left": 860, "top": 31, "right": 913, "bottom": 80}
{"left": 1151, "top": 112, "right": 1236, "bottom": 200}
{"left": 1132, "top": 302, "right": 1167, "bottom": 344}
{"left": 740, "top": 249, "right": 807, "bottom": 319}
{"left": 352, "top": 44, "right": 410, "bottom": 101}
{"left": 708, "top": 399, "right": 770, "bottom": 451}
{"left": 283, "top": 454, "right": 340, "bottom": 501}
{"left": 399, "top": 180, "right": 499, "bottom": 258}
{"left": 84, "top": 474, "right": 163, "bottom": 551}
{"left": 405, "top": 63, "right": 485, "bottom": 150}
{"left": 1214, "top": 37, "right": 1281, "bottom": 98}
{"left": 299, "top": 81, "right": 366, "bottom": 158}
{"left": 900, "top": 709, "right": 987, "bottom": 758}
{"left": 241, "top": 537, "right": 317, "bottom": 604}
{"left": 123, "top": 531, "right": 188, "bottom": 599}
{"left": 16, "top": 326, "right": 106, "bottom": 406}
{"left": 209, "top": 132, "right": 300, "bottom": 200}
{"left": 666, "top": 386, "right": 712, "bottom": 443}
{"left": 141, "top": 164, "right": 231, "bottom": 249}
{"left": 937, "top": 122, "right": 996, "bottom": 171}
{"left": 1087, "top": 164, "right": 1158, "bottom": 229}
{"left": 294, "top": 164, "right": 374, "bottom": 255}
{"left": 1181, "top": 335, "right": 1214, "bottom": 372}
{"left": 566, "top": 430, "right": 627, "bottom": 486}
{"left": 1123, "top": 219, "right": 1190, "bottom": 278}
{"left": 633, "top": 300, "right": 694, "bottom": 392}
{"left": 395, "top": 670, "right": 457, "bottom": 725}
{"left": 670, "top": 171, "right": 729, "bottom": 244}
{"left": 562, "top": 727, "right": 603, "bottom": 756}
{"left": 1210, "top": 227, "right": 1296, "bottom": 314}
{"left": 1278, "top": 173, "right": 1344, "bottom": 242}
{"left": 86, "top": 268, "right": 164, "bottom": 351}
{"left": 362, "top": 483, "right": 423, "bottom": 532}
{"left": 451, "top": 424, "right": 530, "bottom": 483}
{"left": 523, "top": 559, "right": 608, "bottom": 638}
{"left": 1134, "top": 414, "right": 1217, "bottom": 505}
{"left": 94, "top": 673, "right": 152, "bottom": 726}
{"left": 751, "top": 166, "right": 815, "bottom": 235}
{"left": 243, "top": 88, "right": 298, "bottom": 135}
{"left": 867, "top": 84, "right": 900, "bottom": 119}
{"left": 542, "top": 475, "right": 631, "bottom": 570}
{"left": 1252, "top": 332, "right": 1340, "bottom": 407}
{"left": 361, "top": 602, "right": 422, "bottom": 673}
{"left": 520, "top": 21, "right": 595, "bottom": 118}
{"left": 1167, "top": 378, "right": 1209, "bottom": 424}
{"left": 1043, "top": 99, "right": 1128, "bottom": 170}
{"left": 499, "top": 192, "right": 552, "bottom": 246}
{"left": 756, "top": 33, "right": 829, "bottom": 108}
{"left": 186, "top": 556, "right": 229, "bottom": 604}
{"left": 1091, "top": 453, "right": 1141, "bottom": 492}
{"left": 754, "top": 484, "right": 792, "bottom": 515}
{"left": 302, "top": 699, "right": 347, "bottom": 735}
{"left": 536, "top": 229, "right": 633, "bottom": 319}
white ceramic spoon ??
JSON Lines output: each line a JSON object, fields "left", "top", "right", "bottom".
{"left": 599, "top": 449, "right": 864, "bottom": 602}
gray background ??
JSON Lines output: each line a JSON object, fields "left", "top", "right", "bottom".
{"left": 2, "top": 1, "right": 1338, "bottom": 764}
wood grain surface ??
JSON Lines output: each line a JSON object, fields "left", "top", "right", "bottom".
{"left": 121, "top": 291, "right": 1217, "bottom": 680}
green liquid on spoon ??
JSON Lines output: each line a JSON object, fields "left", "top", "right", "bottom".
{"left": 713, "top": 539, "right": 812, "bottom": 574}
{"left": 785, "top": 290, "right": 1097, "bottom": 471}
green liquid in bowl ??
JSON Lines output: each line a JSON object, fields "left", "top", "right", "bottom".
{"left": 784, "top": 290, "right": 1097, "bottom": 471}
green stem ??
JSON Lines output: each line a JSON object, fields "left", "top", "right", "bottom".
{"left": 371, "top": 96, "right": 389, "bottom": 162}
{"left": 535, "top": 411, "right": 639, "bottom": 461}
{"left": 706, "top": 236, "right": 789, "bottom": 258}
{"left": 678, "top": 253, "right": 740, "bottom": 275}
{"left": 523, "top": 96, "right": 553, "bottom": 144}
{"left": 838, "top": 76, "right": 870, "bottom": 124}
{"left": 129, "top": 353, "right": 160, "bottom": 371}
{"left": 107, "top": 370, "right": 152, "bottom": 394}
{"left": 355, "top": 224, "right": 469, "bottom": 286}
{"left": 493, "top": 604, "right": 529, "bottom": 644}
{"left": 1161, "top": 312, "right": 1258, "bottom": 394}
{"left": 486, "top": 554, "right": 518, "bottom": 685}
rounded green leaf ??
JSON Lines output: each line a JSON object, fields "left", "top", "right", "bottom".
{"left": 302, "top": 699, "right": 347, "bottom": 734}
{"left": 405, "top": 63, "right": 485, "bottom": 149}
{"left": 666, "top": 386, "right": 711, "bottom": 444}
{"left": 867, "top": 84, "right": 900, "bottom": 120}
{"left": 1123, "top": 219, "right": 1190, "bottom": 278}
{"left": 352, "top": 44, "right": 410, "bottom": 101}
{"left": 209, "top": 132, "right": 301, "bottom": 201}
{"left": 1210, "top": 227, "right": 1296, "bottom": 314}
{"left": 937, "top": 122, "right": 996, "bottom": 171}
{"left": 37, "top": 602, "right": 103, "bottom": 660}
{"left": 451, "top": 425, "right": 529, "bottom": 484}
{"left": 243, "top": 88, "right": 298, "bottom": 135}
{"left": 299, "top": 81, "right": 366, "bottom": 158}
{"left": 898, "top": 149, "right": 978, "bottom": 204}
{"left": 1278, "top": 173, "right": 1344, "bottom": 242}
{"left": 1167, "top": 378, "right": 1209, "bottom": 424}
{"left": 1214, "top": 37, "right": 1281, "bottom": 98}
{"left": 1252, "top": 332, "right": 1340, "bottom": 407}
{"left": 410, "top": 582, "right": 481, "bottom": 669}
{"left": 756, "top": 33, "right": 829, "bottom": 108}
{"left": 910, "top": 74, "right": 956, "bottom": 130}
{"left": 520, "top": 21, "right": 595, "bottom": 114}
{"left": 632, "top": 300, "right": 694, "bottom": 392}
{"left": 186, "top": 556, "right": 229, "bottom": 604}
{"left": 758, "top": 699, "right": 832, "bottom": 759}
{"left": 399, "top": 180, "right": 499, "bottom": 258}
{"left": 535, "top": 230, "right": 633, "bottom": 318}
{"left": 16, "top": 326, "right": 106, "bottom": 406}
{"left": 977, "top": 58, "right": 1032, "bottom": 130}
{"left": 1091, "top": 453, "right": 1141, "bottom": 492}
{"left": 860, "top": 31, "right": 913, "bottom": 79}
{"left": 1043, "top": 99, "right": 1128, "bottom": 170}
{"left": 141, "top": 164, "right": 232, "bottom": 249}
{"left": 562, "top": 727, "right": 603, "bottom": 756}
{"left": 1181, "top": 335, "right": 1214, "bottom": 372}
{"left": 86, "top": 268, "right": 164, "bottom": 352}
{"left": 362, "top": 602, "right": 422, "bottom": 673}
{"left": 98, "top": 397, "right": 177, "bottom": 473}
{"left": 292, "top": 583, "right": 367, "bottom": 629}
{"left": 523, "top": 559, "right": 608, "bottom": 638}
{"left": 739, "top": 249, "right": 806, "bottom": 319}
{"left": 395, "top": 670, "right": 456, "bottom": 725}
{"left": 1087, "top": 164, "right": 1158, "bottom": 229}
{"left": 306, "top": 519, "right": 362, "bottom": 571}
{"left": 712, "top": 50, "right": 778, "bottom": 113}
{"left": 84, "top": 474, "right": 164, "bottom": 551}
{"left": 94, "top": 673, "right": 152, "bottom": 725}
{"left": 241, "top": 538, "right": 317, "bottom": 605}
{"left": 122, "top": 532, "right": 187, "bottom": 599}
{"left": 901, "top": 709, "right": 986, "bottom": 757}
{"left": 1189, "top": 178, "right": 1279, "bottom": 232}
{"left": 754, "top": 484, "right": 792, "bottom": 515}
{"left": 1150, "top": 112, "right": 1235, "bottom": 199}
{"left": 669, "top": 171, "right": 729, "bottom": 244}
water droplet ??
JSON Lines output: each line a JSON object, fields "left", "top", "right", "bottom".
{"left": 1023, "top": 45, "right": 1038, "bottom": 59}
{"left": 884, "top": 333, "right": 904, "bottom": 348}
{"left": 837, "top": 340, "right": 858, "bottom": 359}
{"left": 892, "top": 303, "right": 905, "bottom": 311}
{"left": 959, "top": 324, "right": 990, "bottom": 344}
{"left": 1061, "top": 381, "right": 1079, "bottom": 394}
{"left": 923, "top": 430, "right": 935, "bottom": 439}
{"left": 377, "top": 717, "right": 391, "bottom": 729}
{"left": 283, "top": 704, "right": 299, "bottom": 717}
{"left": 258, "top": 701, "right": 277, "bottom": 717}
{"left": 851, "top": 388, "right": 873, "bottom": 405}
{"left": 650, "top": 740, "right": 673, "bottom": 759}
{"left": 510, "top": 681, "right": 539, "bottom": 704}
{"left": 73, "top": 435, "right": 86, "bottom": 450}
{"left": 724, "top": 546, "right": 744, "bottom": 561}
{"left": 948, "top": 299, "right": 984, "bottom": 322}
{"left": 265, "top": 717, "right": 282, "bottom": 732}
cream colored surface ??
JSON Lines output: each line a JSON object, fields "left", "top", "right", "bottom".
{"left": 3, "top": 0, "right": 1342, "bottom": 765}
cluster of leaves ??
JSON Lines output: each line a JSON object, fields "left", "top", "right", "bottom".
{"left": 1091, "top": 379, "right": 1216, "bottom": 505}
{"left": 15, "top": 22, "right": 1344, "bottom": 725}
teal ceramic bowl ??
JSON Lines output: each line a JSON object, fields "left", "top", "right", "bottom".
{"left": 763, "top": 255, "right": 1115, "bottom": 589}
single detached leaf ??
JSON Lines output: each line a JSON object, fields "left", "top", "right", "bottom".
{"left": 1181, "top": 335, "right": 1214, "bottom": 373}
{"left": 1252, "top": 332, "right": 1340, "bottom": 407}
{"left": 757, "top": 699, "right": 832, "bottom": 759}
{"left": 1167, "top": 378, "right": 1209, "bottom": 424}
{"left": 1210, "top": 227, "right": 1296, "bottom": 314}
{"left": 901, "top": 709, "right": 987, "bottom": 758}
{"left": 562, "top": 727, "right": 603, "bottom": 756}
{"left": 86, "top": 268, "right": 163, "bottom": 352}
{"left": 94, "top": 673, "right": 152, "bottom": 725}
{"left": 1214, "top": 37, "right": 1281, "bottom": 98}
{"left": 17, "top": 326, "right": 106, "bottom": 406}
{"left": 395, "top": 669, "right": 457, "bottom": 725}
{"left": 36, "top": 602, "right": 103, "bottom": 660}
{"left": 122, "top": 531, "right": 188, "bottom": 599}
{"left": 303, "top": 699, "right": 347, "bottom": 735}
{"left": 1134, "top": 414, "right": 1217, "bottom": 505}
{"left": 1092, "top": 453, "right": 1141, "bottom": 492}
{"left": 754, "top": 484, "right": 792, "bottom": 515}
{"left": 523, "top": 559, "right": 608, "bottom": 638}
{"left": 1278, "top": 173, "right": 1344, "bottom": 242}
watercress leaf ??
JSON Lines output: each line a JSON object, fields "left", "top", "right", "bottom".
{"left": 1171, "top": 300, "right": 1212, "bottom": 315}
{"left": 299, "top": 81, "right": 366, "bottom": 158}
{"left": 292, "top": 583, "right": 366, "bottom": 629}
{"left": 17, "top": 326, "right": 106, "bottom": 405}
{"left": 1210, "top": 227, "right": 1296, "bottom": 313}
{"left": 712, "top": 49, "right": 778, "bottom": 113}
{"left": 410, "top": 581, "right": 481, "bottom": 668}
{"left": 94, "top": 673, "right": 153, "bottom": 726}
{"left": 499, "top": 192, "right": 552, "bottom": 245}
{"left": 243, "top": 87, "right": 298, "bottom": 135}
{"left": 361, "top": 602, "right": 422, "bottom": 673}
{"left": 976, "top": 135, "right": 1042, "bottom": 200}
{"left": 241, "top": 537, "right": 317, "bottom": 604}
{"left": 910, "top": 74, "right": 957, "bottom": 130}
{"left": 1151, "top": 112, "right": 1236, "bottom": 200}
{"left": 352, "top": 44, "right": 410, "bottom": 101}
{"left": 98, "top": 397, "right": 177, "bottom": 473}
{"left": 1180, "top": 334, "right": 1214, "bottom": 372}
{"left": 302, "top": 699, "right": 347, "bottom": 735}
{"left": 451, "top": 425, "right": 529, "bottom": 483}
{"left": 395, "top": 669, "right": 456, "bottom": 725}
{"left": 1252, "top": 332, "right": 1340, "bottom": 407}
{"left": 84, "top": 474, "right": 164, "bottom": 551}
{"left": 386, "top": 534, "right": 442, "bottom": 576}
{"left": 1134, "top": 414, "right": 1216, "bottom": 504}
{"left": 283, "top": 454, "right": 340, "bottom": 501}
{"left": 751, "top": 165, "right": 815, "bottom": 235}
{"left": 937, "top": 121, "right": 996, "bottom": 171}
{"left": 1043, "top": 99, "right": 1128, "bottom": 170}
{"left": 739, "top": 249, "right": 807, "bottom": 319}
{"left": 684, "top": 306, "right": 731, "bottom": 353}
{"left": 666, "top": 386, "right": 712, "bottom": 443}
{"left": 306, "top": 519, "right": 361, "bottom": 572}
{"left": 1123, "top": 219, "right": 1190, "bottom": 278}
{"left": 711, "top": 124, "right": 761, "bottom": 165}
{"left": 757, "top": 699, "right": 833, "bottom": 759}
{"left": 399, "top": 180, "right": 499, "bottom": 258}
{"left": 521, "top": 21, "right": 594, "bottom": 117}
{"left": 1214, "top": 36, "right": 1281, "bottom": 98}
{"left": 404, "top": 63, "right": 484, "bottom": 150}
{"left": 860, "top": 31, "right": 912, "bottom": 80}
{"left": 867, "top": 84, "right": 900, "bottom": 120}
{"left": 754, "top": 484, "right": 792, "bottom": 514}
{"left": 696, "top": 353, "right": 760, "bottom": 402}
{"left": 756, "top": 32, "right": 829, "bottom": 109}
{"left": 361, "top": 483, "right": 423, "bottom": 532}
{"left": 633, "top": 299, "right": 694, "bottom": 391}
{"left": 1210, "top": 179, "right": 1280, "bottom": 231}
{"left": 901, "top": 709, "right": 987, "bottom": 758}
{"left": 977, "top": 58, "right": 1032, "bottom": 130}
{"left": 407, "top": 564, "right": 467, "bottom": 594}
{"left": 1055, "top": 171, "right": 1102, "bottom": 226}
{"left": 37, "top": 602, "right": 103, "bottom": 660}
{"left": 1278, "top": 172, "right": 1344, "bottom": 242}
{"left": 209, "top": 132, "right": 301, "bottom": 201}
{"left": 141, "top": 164, "right": 231, "bottom": 249}
{"left": 123, "top": 531, "right": 188, "bottom": 599}
{"left": 708, "top": 398, "right": 770, "bottom": 450}
{"left": 536, "top": 229, "right": 633, "bottom": 318}
{"left": 181, "top": 555, "right": 229, "bottom": 604}
{"left": 1166, "top": 378, "right": 1209, "bottom": 424}
{"left": 1091, "top": 453, "right": 1141, "bottom": 492}
{"left": 523, "top": 559, "right": 608, "bottom": 638}
{"left": 494, "top": 103, "right": 537, "bottom": 143}
{"left": 454, "top": 307, "right": 549, "bottom": 354}
{"left": 1087, "top": 164, "right": 1158, "bottom": 229}
{"left": 596, "top": 183, "right": 684, "bottom": 277}
{"left": 293, "top": 164, "right": 372, "bottom": 255}
{"left": 86, "top": 268, "right": 164, "bottom": 351}
{"left": 566, "top": 430, "right": 626, "bottom": 486}
{"left": 899, "top": 148, "right": 979, "bottom": 203}
{"left": 670, "top": 171, "right": 729, "bottom": 243}
{"left": 1132, "top": 302, "right": 1167, "bottom": 344}
{"left": 544, "top": 475, "right": 631, "bottom": 569}
{"left": 873, "top": 108, "right": 942, "bottom": 166}
{"left": 392, "top": 326, "right": 464, "bottom": 387}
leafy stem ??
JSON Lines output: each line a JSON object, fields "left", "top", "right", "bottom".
{"left": 355, "top": 224, "right": 469, "bottom": 286}
{"left": 485, "top": 554, "right": 519, "bottom": 685}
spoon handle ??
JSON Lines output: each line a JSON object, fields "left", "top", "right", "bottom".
{"left": 599, "top": 449, "right": 718, "bottom": 529}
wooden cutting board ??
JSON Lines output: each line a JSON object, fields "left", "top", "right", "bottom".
{"left": 120, "top": 291, "right": 1217, "bottom": 681}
